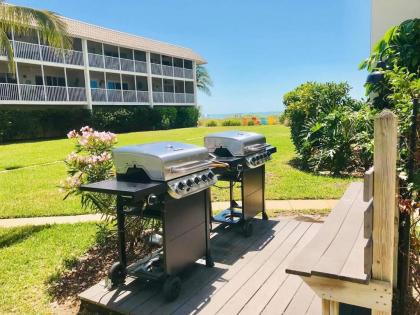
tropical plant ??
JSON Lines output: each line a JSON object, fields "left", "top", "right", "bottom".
{"left": 283, "top": 81, "right": 369, "bottom": 171}
{"left": 0, "top": 1, "right": 70, "bottom": 70}
{"left": 196, "top": 64, "right": 213, "bottom": 95}
{"left": 221, "top": 119, "right": 241, "bottom": 126}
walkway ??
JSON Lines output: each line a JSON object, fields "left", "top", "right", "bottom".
{"left": 0, "top": 199, "right": 337, "bottom": 228}
{"left": 80, "top": 217, "right": 323, "bottom": 314}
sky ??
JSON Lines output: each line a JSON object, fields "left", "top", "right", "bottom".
{"left": 11, "top": 0, "right": 372, "bottom": 115}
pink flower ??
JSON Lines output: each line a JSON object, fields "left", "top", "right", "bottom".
{"left": 80, "top": 126, "right": 93, "bottom": 133}
{"left": 67, "top": 130, "right": 78, "bottom": 139}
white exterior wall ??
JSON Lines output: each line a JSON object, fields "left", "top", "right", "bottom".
{"left": 371, "top": 0, "right": 420, "bottom": 47}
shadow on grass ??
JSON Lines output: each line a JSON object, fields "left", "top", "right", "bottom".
{"left": 3, "top": 165, "right": 24, "bottom": 171}
{"left": 287, "top": 157, "right": 354, "bottom": 179}
{"left": 0, "top": 224, "right": 52, "bottom": 248}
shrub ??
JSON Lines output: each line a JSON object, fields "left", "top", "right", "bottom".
{"left": 283, "top": 82, "right": 374, "bottom": 173}
{"left": 0, "top": 106, "right": 200, "bottom": 143}
{"left": 206, "top": 120, "right": 218, "bottom": 127}
{"left": 247, "top": 120, "right": 255, "bottom": 126}
{"left": 221, "top": 119, "right": 241, "bottom": 126}
{"left": 0, "top": 108, "right": 91, "bottom": 143}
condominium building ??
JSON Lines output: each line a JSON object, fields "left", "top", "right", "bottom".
{"left": 0, "top": 14, "right": 205, "bottom": 109}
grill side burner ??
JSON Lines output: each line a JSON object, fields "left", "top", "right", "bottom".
{"left": 204, "top": 131, "right": 276, "bottom": 237}
{"left": 80, "top": 141, "right": 216, "bottom": 302}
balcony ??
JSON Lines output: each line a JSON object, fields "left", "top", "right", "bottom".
{"left": 12, "top": 40, "right": 84, "bottom": 66}
{"left": 153, "top": 91, "right": 194, "bottom": 104}
{"left": 91, "top": 88, "right": 150, "bottom": 103}
{"left": 0, "top": 83, "right": 86, "bottom": 102}
{"left": 151, "top": 63, "right": 193, "bottom": 79}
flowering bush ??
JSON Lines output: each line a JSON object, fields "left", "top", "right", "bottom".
{"left": 61, "top": 126, "right": 117, "bottom": 217}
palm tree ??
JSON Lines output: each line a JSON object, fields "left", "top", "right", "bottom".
{"left": 196, "top": 64, "right": 213, "bottom": 96}
{"left": 0, "top": 1, "right": 70, "bottom": 71}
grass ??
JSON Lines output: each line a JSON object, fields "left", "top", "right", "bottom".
{"left": 0, "top": 223, "right": 97, "bottom": 315}
{"left": 0, "top": 125, "right": 355, "bottom": 218}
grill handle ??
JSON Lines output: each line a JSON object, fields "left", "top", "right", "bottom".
{"left": 244, "top": 143, "right": 269, "bottom": 152}
{"left": 168, "top": 160, "right": 213, "bottom": 173}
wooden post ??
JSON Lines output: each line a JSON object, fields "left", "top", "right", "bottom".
{"left": 322, "top": 299, "right": 339, "bottom": 315}
{"left": 372, "top": 110, "right": 398, "bottom": 315}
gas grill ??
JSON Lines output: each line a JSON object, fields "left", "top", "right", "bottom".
{"left": 80, "top": 142, "right": 216, "bottom": 301}
{"left": 204, "top": 131, "right": 276, "bottom": 236}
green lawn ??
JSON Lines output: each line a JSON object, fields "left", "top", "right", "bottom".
{"left": 0, "top": 223, "right": 97, "bottom": 314}
{"left": 0, "top": 125, "right": 354, "bottom": 218}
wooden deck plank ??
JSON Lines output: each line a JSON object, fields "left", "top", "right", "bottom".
{"left": 239, "top": 223, "right": 322, "bottom": 315}
{"left": 340, "top": 224, "right": 371, "bottom": 282}
{"left": 261, "top": 274, "right": 302, "bottom": 314}
{"left": 145, "top": 219, "right": 291, "bottom": 315}
{"left": 311, "top": 188, "right": 370, "bottom": 282}
{"left": 195, "top": 221, "right": 305, "bottom": 315}
{"left": 171, "top": 220, "right": 299, "bottom": 315}
{"left": 283, "top": 282, "right": 316, "bottom": 315}
{"left": 286, "top": 183, "right": 362, "bottom": 277}
{"left": 218, "top": 222, "right": 312, "bottom": 314}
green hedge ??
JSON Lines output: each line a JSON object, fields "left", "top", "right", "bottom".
{"left": 0, "top": 106, "right": 200, "bottom": 143}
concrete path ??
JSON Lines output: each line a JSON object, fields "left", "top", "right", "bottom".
{"left": 0, "top": 199, "right": 338, "bottom": 228}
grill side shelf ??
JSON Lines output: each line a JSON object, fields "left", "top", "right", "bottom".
{"left": 80, "top": 178, "right": 166, "bottom": 200}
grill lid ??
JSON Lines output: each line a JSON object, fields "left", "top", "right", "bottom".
{"left": 113, "top": 141, "right": 211, "bottom": 181}
{"left": 204, "top": 131, "right": 267, "bottom": 157}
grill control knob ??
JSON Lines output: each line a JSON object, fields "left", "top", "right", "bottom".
{"left": 194, "top": 177, "right": 201, "bottom": 184}
{"left": 208, "top": 172, "right": 214, "bottom": 180}
{"left": 201, "top": 174, "right": 208, "bottom": 181}
{"left": 186, "top": 179, "right": 194, "bottom": 187}
{"left": 177, "top": 182, "right": 186, "bottom": 190}
{"left": 251, "top": 157, "right": 257, "bottom": 164}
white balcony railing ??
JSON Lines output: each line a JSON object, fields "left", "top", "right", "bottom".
{"left": 14, "top": 41, "right": 41, "bottom": 60}
{"left": 184, "top": 69, "right": 194, "bottom": 79}
{"left": 185, "top": 93, "right": 194, "bottom": 103}
{"left": 0, "top": 83, "right": 19, "bottom": 100}
{"left": 120, "top": 58, "right": 134, "bottom": 72}
{"left": 173, "top": 67, "right": 184, "bottom": 78}
{"left": 151, "top": 63, "right": 162, "bottom": 75}
{"left": 175, "top": 92, "right": 186, "bottom": 103}
{"left": 122, "top": 90, "right": 136, "bottom": 102}
{"left": 104, "top": 56, "right": 120, "bottom": 70}
{"left": 20, "top": 84, "right": 45, "bottom": 101}
{"left": 137, "top": 91, "right": 149, "bottom": 103}
{"left": 164, "top": 92, "right": 175, "bottom": 103}
{"left": 153, "top": 91, "right": 164, "bottom": 103}
{"left": 41, "top": 45, "right": 64, "bottom": 63}
{"left": 68, "top": 87, "right": 87, "bottom": 101}
{"left": 64, "top": 50, "right": 84, "bottom": 66}
{"left": 162, "top": 65, "right": 174, "bottom": 77}
{"left": 46, "top": 85, "right": 67, "bottom": 101}
{"left": 91, "top": 88, "right": 107, "bottom": 102}
{"left": 107, "top": 89, "right": 123, "bottom": 102}
{"left": 88, "top": 53, "right": 104, "bottom": 68}
{"left": 135, "top": 61, "right": 147, "bottom": 73}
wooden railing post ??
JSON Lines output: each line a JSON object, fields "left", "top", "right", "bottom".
{"left": 372, "top": 110, "right": 398, "bottom": 315}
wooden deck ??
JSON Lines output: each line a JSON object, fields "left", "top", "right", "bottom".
{"left": 79, "top": 217, "right": 323, "bottom": 315}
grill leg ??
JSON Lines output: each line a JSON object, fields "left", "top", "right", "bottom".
{"left": 108, "top": 195, "right": 127, "bottom": 287}
{"left": 261, "top": 165, "right": 268, "bottom": 220}
{"left": 205, "top": 189, "right": 214, "bottom": 267}
{"left": 116, "top": 195, "right": 127, "bottom": 267}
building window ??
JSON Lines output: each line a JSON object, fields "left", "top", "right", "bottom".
{"left": 151, "top": 53, "right": 161, "bottom": 64}
{"left": 162, "top": 55, "right": 173, "bottom": 66}
{"left": 134, "top": 51, "right": 146, "bottom": 62}
{"left": 185, "top": 81, "right": 194, "bottom": 94}
{"left": 184, "top": 60, "right": 193, "bottom": 69}
{"left": 45, "top": 76, "right": 65, "bottom": 86}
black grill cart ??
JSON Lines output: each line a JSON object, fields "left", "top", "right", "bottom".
{"left": 80, "top": 178, "right": 214, "bottom": 302}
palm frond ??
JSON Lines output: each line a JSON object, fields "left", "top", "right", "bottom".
{"left": 196, "top": 64, "right": 213, "bottom": 96}
{"left": 0, "top": 2, "right": 70, "bottom": 71}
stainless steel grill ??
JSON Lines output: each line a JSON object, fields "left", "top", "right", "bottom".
{"left": 204, "top": 131, "right": 274, "bottom": 168}
{"left": 113, "top": 142, "right": 217, "bottom": 199}
{"left": 204, "top": 131, "right": 276, "bottom": 236}
{"left": 80, "top": 141, "right": 216, "bottom": 301}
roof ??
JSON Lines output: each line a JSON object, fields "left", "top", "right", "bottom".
{"left": 62, "top": 17, "right": 206, "bottom": 64}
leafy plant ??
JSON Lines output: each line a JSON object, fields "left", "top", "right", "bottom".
{"left": 206, "top": 120, "right": 218, "bottom": 127}
{"left": 222, "top": 119, "right": 241, "bottom": 126}
{"left": 0, "top": 1, "right": 71, "bottom": 71}
{"left": 196, "top": 65, "right": 213, "bottom": 96}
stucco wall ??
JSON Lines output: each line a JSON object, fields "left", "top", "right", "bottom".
{"left": 371, "top": 0, "right": 420, "bottom": 47}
